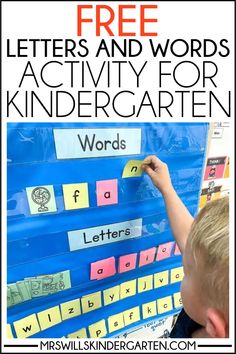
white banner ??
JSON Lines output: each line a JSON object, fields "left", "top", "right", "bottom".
{"left": 53, "top": 128, "right": 141, "bottom": 159}
{"left": 68, "top": 218, "right": 143, "bottom": 251}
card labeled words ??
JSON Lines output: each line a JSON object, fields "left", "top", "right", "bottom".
{"left": 68, "top": 218, "right": 142, "bottom": 251}
{"left": 53, "top": 128, "right": 141, "bottom": 159}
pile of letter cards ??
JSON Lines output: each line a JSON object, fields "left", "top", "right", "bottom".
{"left": 7, "top": 123, "right": 208, "bottom": 338}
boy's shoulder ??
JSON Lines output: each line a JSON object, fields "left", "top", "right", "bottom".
{"left": 169, "top": 309, "right": 202, "bottom": 338}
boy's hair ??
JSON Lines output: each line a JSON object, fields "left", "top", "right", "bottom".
{"left": 188, "top": 196, "right": 229, "bottom": 315}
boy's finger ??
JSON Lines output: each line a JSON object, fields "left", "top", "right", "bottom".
{"left": 143, "top": 155, "right": 163, "bottom": 168}
{"left": 143, "top": 165, "right": 158, "bottom": 180}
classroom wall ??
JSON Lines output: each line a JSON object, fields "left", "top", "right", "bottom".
{"left": 199, "top": 122, "right": 230, "bottom": 209}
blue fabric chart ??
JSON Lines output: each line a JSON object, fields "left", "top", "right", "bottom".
{"left": 7, "top": 122, "right": 208, "bottom": 338}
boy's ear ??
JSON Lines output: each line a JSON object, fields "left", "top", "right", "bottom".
{"left": 205, "top": 308, "right": 227, "bottom": 338}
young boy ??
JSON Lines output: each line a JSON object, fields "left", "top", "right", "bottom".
{"left": 142, "top": 155, "right": 229, "bottom": 338}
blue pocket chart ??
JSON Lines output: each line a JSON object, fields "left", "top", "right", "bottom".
{"left": 7, "top": 123, "right": 208, "bottom": 338}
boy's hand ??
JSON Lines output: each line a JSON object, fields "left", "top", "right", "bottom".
{"left": 142, "top": 155, "right": 173, "bottom": 196}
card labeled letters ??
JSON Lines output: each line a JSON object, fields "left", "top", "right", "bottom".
{"left": 81, "top": 291, "right": 102, "bottom": 314}
{"left": 108, "top": 312, "right": 125, "bottom": 333}
{"left": 173, "top": 292, "right": 183, "bottom": 308}
{"left": 60, "top": 298, "right": 81, "bottom": 321}
{"left": 89, "top": 320, "right": 107, "bottom": 338}
{"left": 62, "top": 183, "right": 89, "bottom": 210}
{"left": 157, "top": 296, "right": 173, "bottom": 314}
{"left": 67, "top": 328, "right": 87, "bottom": 338}
{"left": 118, "top": 253, "right": 137, "bottom": 273}
{"left": 139, "top": 247, "right": 157, "bottom": 267}
{"left": 103, "top": 285, "right": 120, "bottom": 306}
{"left": 7, "top": 324, "right": 14, "bottom": 338}
{"left": 13, "top": 314, "right": 40, "bottom": 338}
{"left": 122, "top": 160, "right": 143, "bottom": 178}
{"left": 96, "top": 179, "right": 118, "bottom": 206}
{"left": 154, "top": 270, "right": 169, "bottom": 288}
{"left": 142, "top": 301, "right": 157, "bottom": 319}
{"left": 37, "top": 305, "right": 62, "bottom": 331}
{"left": 68, "top": 218, "right": 142, "bottom": 251}
{"left": 174, "top": 243, "right": 181, "bottom": 256}
{"left": 138, "top": 275, "right": 153, "bottom": 293}
{"left": 123, "top": 306, "right": 140, "bottom": 326}
{"left": 90, "top": 257, "right": 116, "bottom": 280}
{"left": 120, "top": 280, "right": 136, "bottom": 299}
{"left": 170, "top": 266, "right": 184, "bottom": 283}
{"left": 156, "top": 242, "right": 174, "bottom": 261}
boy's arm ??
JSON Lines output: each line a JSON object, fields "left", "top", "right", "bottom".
{"left": 142, "top": 155, "right": 194, "bottom": 253}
